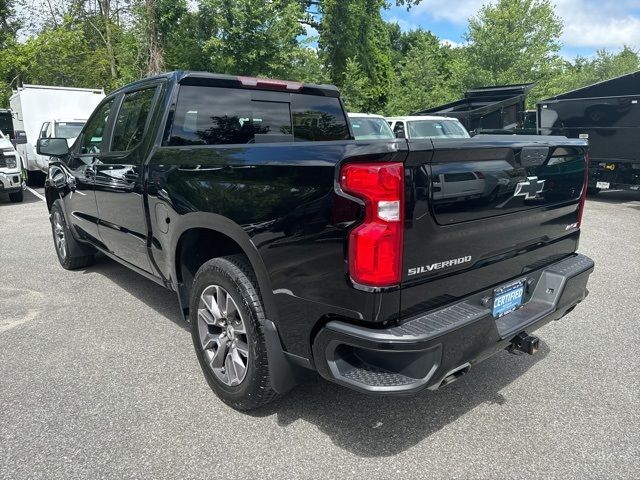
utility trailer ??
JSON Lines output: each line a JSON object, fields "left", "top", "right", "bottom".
{"left": 538, "top": 71, "right": 640, "bottom": 193}
{"left": 413, "top": 83, "right": 535, "bottom": 134}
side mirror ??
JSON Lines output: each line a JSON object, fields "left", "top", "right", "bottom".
{"left": 14, "top": 130, "right": 27, "bottom": 145}
{"left": 395, "top": 130, "right": 405, "bottom": 139}
{"left": 469, "top": 130, "right": 477, "bottom": 137}
{"left": 37, "top": 137, "right": 69, "bottom": 157}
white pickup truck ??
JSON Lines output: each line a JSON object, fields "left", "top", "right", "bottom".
{"left": 33, "top": 119, "right": 86, "bottom": 173}
{"left": 0, "top": 130, "right": 24, "bottom": 202}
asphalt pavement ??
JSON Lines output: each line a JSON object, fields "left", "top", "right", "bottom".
{"left": 1, "top": 187, "right": 639, "bottom": 479}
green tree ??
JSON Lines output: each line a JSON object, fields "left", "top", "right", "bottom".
{"left": 198, "top": 0, "right": 306, "bottom": 79}
{"left": 341, "top": 58, "right": 371, "bottom": 112}
{"left": 0, "top": 0, "right": 18, "bottom": 48}
{"left": 319, "top": 0, "right": 393, "bottom": 111}
{"left": 386, "top": 29, "right": 466, "bottom": 115}
{"left": 0, "top": 0, "right": 19, "bottom": 104}
{"left": 320, "top": 0, "right": 393, "bottom": 112}
{"left": 465, "top": 0, "right": 563, "bottom": 89}
{"left": 534, "top": 46, "right": 640, "bottom": 102}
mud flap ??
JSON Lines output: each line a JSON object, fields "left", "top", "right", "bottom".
{"left": 264, "top": 320, "right": 305, "bottom": 395}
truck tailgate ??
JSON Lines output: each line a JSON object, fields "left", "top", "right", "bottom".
{"left": 401, "top": 135, "right": 588, "bottom": 317}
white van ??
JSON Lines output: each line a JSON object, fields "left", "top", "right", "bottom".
{"left": 348, "top": 113, "right": 395, "bottom": 140}
{"left": 386, "top": 115, "right": 470, "bottom": 140}
{"left": 10, "top": 85, "right": 105, "bottom": 182}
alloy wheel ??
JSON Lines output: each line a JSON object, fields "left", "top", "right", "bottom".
{"left": 52, "top": 211, "right": 67, "bottom": 260}
{"left": 197, "top": 285, "right": 249, "bottom": 386}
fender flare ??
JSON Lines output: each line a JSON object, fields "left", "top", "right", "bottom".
{"left": 168, "top": 211, "right": 278, "bottom": 323}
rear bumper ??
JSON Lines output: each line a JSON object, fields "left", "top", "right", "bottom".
{"left": 312, "top": 253, "right": 594, "bottom": 395}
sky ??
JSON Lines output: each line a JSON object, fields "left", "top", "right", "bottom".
{"left": 383, "top": 0, "right": 640, "bottom": 59}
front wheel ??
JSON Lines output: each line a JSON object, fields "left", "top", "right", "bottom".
{"left": 190, "top": 255, "right": 277, "bottom": 410}
{"left": 50, "top": 200, "right": 94, "bottom": 270}
{"left": 9, "top": 190, "right": 23, "bottom": 202}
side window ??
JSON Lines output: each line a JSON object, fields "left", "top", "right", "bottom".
{"left": 393, "top": 121, "right": 405, "bottom": 138}
{"left": 290, "top": 95, "right": 349, "bottom": 141}
{"left": 111, "top": 88, "right": 157, "bottom": 152}
{"left": 39, "top": 122, "right": 49, "bottom": 139}
{"left": 81, "top": 100, "right": 114, "bottom": 154}
{"left": 45, "top": 122, "right": 53, "bottom": 138}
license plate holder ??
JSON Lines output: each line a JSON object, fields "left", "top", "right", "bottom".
{"left": 492, "top": 280, "right": 525, "bottom": 318}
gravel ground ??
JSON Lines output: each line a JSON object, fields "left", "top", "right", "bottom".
{"left": 1, "top": 187, "right": 639, "bottom": 480}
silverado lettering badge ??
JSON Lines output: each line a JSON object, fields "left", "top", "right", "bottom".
{"left": 514, "top": 176, "right": 546, "bottom": 200}
{"left": 408, "top": 256, "right": 472, "bottom": 276}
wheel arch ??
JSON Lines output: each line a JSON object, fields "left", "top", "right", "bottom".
{"left": 170, "top": 214, "right": 279, "bottom": 324}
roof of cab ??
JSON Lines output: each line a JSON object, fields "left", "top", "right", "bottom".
{"left": 111, "top": 71, "right": 341, "bottom": 98}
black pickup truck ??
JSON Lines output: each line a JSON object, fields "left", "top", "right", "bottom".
{"left": 39, "top": 71, "right": 594, "bottom": 410}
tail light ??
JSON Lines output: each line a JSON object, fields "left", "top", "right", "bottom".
{"left": 577, "top": 154, "right": 589, "bottom": 228}
{"left": 340, "top": 162, "right": 404, "bottom": 287}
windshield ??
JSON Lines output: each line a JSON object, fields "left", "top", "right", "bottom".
{"left": 407, "top": 119, "right": 469, "bottom": 139}
{"left": 350, "top": 117, "right": 394, "bottom": 140}
{"left": 0, "top": 111, "right": 13, "bottom": 138}
{"left": 56, "top": 122, "right": 85, "bottom": 139}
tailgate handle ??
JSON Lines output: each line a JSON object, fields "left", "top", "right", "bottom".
{"left": 521, "top": 147, "right": 549, "bottom": 167}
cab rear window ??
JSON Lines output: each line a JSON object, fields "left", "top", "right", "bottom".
{"left": 169, "top": 86, "right": 350, "bottom": 146}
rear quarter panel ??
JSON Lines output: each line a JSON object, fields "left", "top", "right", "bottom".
{"left": 146, "top": 140, "right": 407, "bottom": 357}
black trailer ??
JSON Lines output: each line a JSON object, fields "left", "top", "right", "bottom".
{"left": 538, "top": 71, "right": 640, "bottom": 193}
{"left": 413, "top": 83, "right": 535, "bottom": 134}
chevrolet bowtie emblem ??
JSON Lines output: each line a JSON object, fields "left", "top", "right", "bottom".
{"left": 514, "top": 176, "right": 545, "bottom": 199}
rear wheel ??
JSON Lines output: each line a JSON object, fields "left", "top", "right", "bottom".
{"left": 8, "top": 190, "right": 23, "bottom": 202}
{"left": 50, "top": 200, "right": 94, "bottom": 270}
{"left": 190, "top": 255, "right": 277, "bottom": 410}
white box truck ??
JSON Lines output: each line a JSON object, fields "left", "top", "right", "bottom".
{"left": 9, "top": 85, "right": 105, "bottom": 183}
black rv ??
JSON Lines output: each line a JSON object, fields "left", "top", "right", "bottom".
{"left": 538, "top": 71, "right": 640, "bottom": 193}
{"left": 414, "top": 83, "right": 535, "bottom": 134}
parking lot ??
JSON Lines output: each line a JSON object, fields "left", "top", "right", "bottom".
{"left": 1, "top": 187, "right": 639, "bottom": 479}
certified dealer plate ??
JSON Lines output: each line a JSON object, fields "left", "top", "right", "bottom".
{"left": 492, "top": 280, "right": 525, "bottom": 318}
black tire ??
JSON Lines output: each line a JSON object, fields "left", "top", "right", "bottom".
{"left": 9, "top": 190, "right": 23, "bottom": 202}
{"left": 50, "top": 200, "right": 94, "bottom": 270}
{"left": 190, "top": 255, "right": 277, "bottom": 410}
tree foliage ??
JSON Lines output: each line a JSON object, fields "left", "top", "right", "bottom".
{"left": 465, "top": 0, "right": 563, "bottom": 88}
{"left": 0, "top": 0, "right": 639, "bottom": 116}
{"left": 319, "top": 0, "right": 393, "bottom": 112}
{"left": 386, "top": 29, "right": 467, "bottom": 115}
